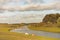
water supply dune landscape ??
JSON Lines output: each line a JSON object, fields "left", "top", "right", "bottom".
{"left": 0, "top": 0, "right": 60, "bottom": 40}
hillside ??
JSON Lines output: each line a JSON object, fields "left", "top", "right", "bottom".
{"left": 28, "top": 13, "right": 60, "bottom": 33}
{"left": 43, "top": 13, "right": 60, "bottom": 23}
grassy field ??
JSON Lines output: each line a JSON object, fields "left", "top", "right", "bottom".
{"left": 28, "top": 23, "right": 60, "bottom": 33}
{"left": 0, "top": 23, "right": 60, "bottom": 40}
{"left": 0, "top": 32, "right": 60, "bottom": 40}
{"left": 0, "top": 23, "right": 25, "bottom": 32}
{"left": 28, "top": 26, "right": 60, "bottom": 33}
{"left": 0, "top": 23, "right": 25, "bottom": 30}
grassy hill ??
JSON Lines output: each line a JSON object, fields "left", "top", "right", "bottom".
{"left": 28, "top": 13, "right": 60, "bottom": 33}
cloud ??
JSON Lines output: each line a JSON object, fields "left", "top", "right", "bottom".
{"left": 9, "top": 2, "right": 60, "bottom": 10}
{"left": 0, "top": 0, "right": 60, "bottom": 10}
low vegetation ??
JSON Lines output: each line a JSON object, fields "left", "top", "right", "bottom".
{"left": 43, "top": 13, "right": 60, "bottom": 23}
{"left": 0, "top": 23, "right": 25, "bottom": 32}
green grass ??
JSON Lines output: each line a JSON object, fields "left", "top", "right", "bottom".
{"left": 0, "top": 32, "right": 60, "bottom": 40}
{"left": 0, "top": 23, "right": 24, "bottom": 29}
{"left": 28, "top": 23, "right": 60, "bottom": 33}
{"left": 0, "top": 28, "right": 11, "bottom": 32}
{"left": 0, "top": 23, "right": 60, "bottom": 40}
{"left": 28, "top": 26, "right": 60, "bottom": 33}
{"left": 0, "top": 23, "right": 25, "bottom": 32}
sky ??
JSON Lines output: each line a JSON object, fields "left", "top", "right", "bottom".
{"left": 0, "top": 0, "right": 60, "bottom": 10}
{"left": 0, "top": 0, "right": 60, "bottom": 23}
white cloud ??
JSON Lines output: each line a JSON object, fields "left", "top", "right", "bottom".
{"left": 0, "top": 0, "right": 60, "bottom": 10}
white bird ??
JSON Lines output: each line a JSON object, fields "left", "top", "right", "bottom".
{"left": 25, "top": 33, "right": 29, "bottom": 35}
